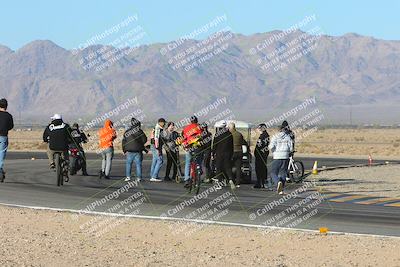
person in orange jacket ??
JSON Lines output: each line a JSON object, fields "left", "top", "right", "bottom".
{"left": 98, "top": 119, "right": 117, "bottom": 179}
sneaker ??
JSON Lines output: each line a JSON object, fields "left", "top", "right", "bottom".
{"left": 253, "top": 184, "right": 261, "bottom": 189}
{"left": 0, "top": 171, "right": 4, "bottom": 183}
{"left": 215, "top": 184, "right": 223, "bottom": 190}
{"left": 277, "top": 181, "right": 283, "bottom": 194}
{"left": 279, "top": 191, "right": 285, "bottom": 195}
{"left": 104, "top": 175, "right": 110, "bottom": 180}
{"left": 136, "top": 177, "right": 142, "bottom": 182}
{"left": 150, "top": 178, "right": 162, "bottom": 182}
{"left": 124, "top": 177, "right": 131, "bottom": 182}
{"left": 50, "top": 163, "right": 55, "bottom": 169}
{"left": 211, "top": 177, "right": 219, "bottom": 183}
{"left": 184, "top": 181, "right": 191, "bottom": 188}
{"left": 164, "top": 177, "right": 172, "bottom": 182}
{"left": 229, "top": 180, "right": 236, "bottom": 190}
{"left": 204, "top": 178, "right": 211, "bottom": 183}
{"left": 236, "top": 185, "right": 241, "bottom": 188}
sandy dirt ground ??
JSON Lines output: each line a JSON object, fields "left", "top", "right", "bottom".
{"left": 8, "top": 128, "right": 400, "bottom": 159}
{"left": 312, "top": 164, "right": 400, "bottom": 198}
{"left": 0, "top": 206, "right": 399, "bottom": 267}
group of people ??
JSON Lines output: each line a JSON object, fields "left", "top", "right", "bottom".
{"left": 95, "top": 115, "right": 247, "bottom": 189}
{"left": 0, "top": 97, "right": 295, "bottom": 195}
{"left": 97, "top": 114, "right": 295, "bottom": 195}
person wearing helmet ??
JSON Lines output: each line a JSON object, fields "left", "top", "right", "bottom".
{"left": 70, "top": 123, "right": 89, "bottom": 176}
{"left": 181, "top": 115, "right": 203, "bottom": 188}
{"left": 43, "top": 114, "right": 73, "bottom": 170}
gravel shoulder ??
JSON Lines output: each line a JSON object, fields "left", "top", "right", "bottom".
{"left": 312, "top": 164, "right": 400, "bottom": 198}
{"left": 0, "top": 206, "right": 399, "bottom": 267}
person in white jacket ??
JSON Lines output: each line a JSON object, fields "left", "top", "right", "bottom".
{"left": 268, "top": 123, "right": 294, "bottom": 194}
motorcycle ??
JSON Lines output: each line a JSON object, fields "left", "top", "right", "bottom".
{"left": 69, "top": 145, "right": 84, "bottom": 175}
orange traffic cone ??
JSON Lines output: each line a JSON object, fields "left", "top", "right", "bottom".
{"left": 312, "top": 161, "right": 318, "bottom": 175}
{"left": 319, "top": 227, "right": 329, "bottom": 235}
{"left": 368, "top": 154, "right": 373, "bottom": 166}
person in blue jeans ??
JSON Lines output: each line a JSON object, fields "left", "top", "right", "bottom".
{"left": 184, "top": 151, "right": 191, "bottom": 183}
{"left": 125, "top": 152, "right": 143, "bottom": 181}
{"left": 150, "top": 144, "right": 163, "bottom": 181}
{"left": 122, "top": 118, "right": 147, "bottom": 182}
{"left": 268, "top": 123, "right": 294, "bottom": 195}
{"left": 0, "top": 98, "right": 14, "bottom": 182}
{"left": 149, "top": 118, "right": 165, "bottom": 182}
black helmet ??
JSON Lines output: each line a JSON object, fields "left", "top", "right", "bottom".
{"left": 131, "top": 117, "right": 140, "bottom": 127}
{"left": 190, "top": 115, "right": 198, "bottom": 123}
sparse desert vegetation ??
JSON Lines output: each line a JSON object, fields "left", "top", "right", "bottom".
{"left": 8, "top": 128, "right": 400, "bottom": 158}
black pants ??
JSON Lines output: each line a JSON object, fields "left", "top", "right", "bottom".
{"left": 232, "top": 151, "right": 243, "bottom": 185}
{"left": 203, "top": 149, "right": 212, "bottom": 179}
{"left": 255, "top": 155, "right": 268, "bottom": 187}
{"left": 81, "top": 150, "right": 87, "bottom": 174}
{"left": 215, "top": 153, "right": 233, "bottom": 182}
{"left": 165, "top": 150, "right": 181, "bottom": 179}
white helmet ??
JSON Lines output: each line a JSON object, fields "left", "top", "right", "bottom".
{"left": 51, "top": 114, "right": 62, "bottom": 120}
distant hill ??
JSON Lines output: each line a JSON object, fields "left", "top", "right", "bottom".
{"left": 0, "top": 30, "right": 399, "bottom": 125}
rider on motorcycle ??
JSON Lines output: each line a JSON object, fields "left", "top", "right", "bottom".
{"left": 43, "top": 114, "right": 73, "bottom": 172}
{"left": 69, "top": 123, "right": 89, "bottom": 176}
{"left": 178, "top": 116, "right": 204, "bottom": 188}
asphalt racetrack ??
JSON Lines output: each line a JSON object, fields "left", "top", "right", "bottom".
{"left": 0, "top": 152, "right": 399, "bottom": 237}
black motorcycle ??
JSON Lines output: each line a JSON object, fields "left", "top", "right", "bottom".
{"left": 69, "top": 145, "right": 84, "bottom": 175}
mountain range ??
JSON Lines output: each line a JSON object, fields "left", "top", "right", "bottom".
{"left": 0, "top": 30, "right": 399, "bottom": 125}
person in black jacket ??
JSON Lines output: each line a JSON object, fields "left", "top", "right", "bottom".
{"left": 122, "top": 118, "right": 147, "bottom": 182}
{"left": 0, "top": 98, "right": 14, "bottom": 181}
{"left": 212, "top": 121, "right": 235, "bottom": 190}
{"left": 200, "top": 123, "right": 213, "bottom": 183}
{"left": 254, "top": 123, "right": 270, "bottom": 189}
{"left": 162, "top": 122, "right": 182, "bottom": 181}
{"left": 43, "top": 114, "right": 73, "bottom": 169}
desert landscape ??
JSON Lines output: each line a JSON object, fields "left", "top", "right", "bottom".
{"left": 0, "top": 205, "right": 399, "bottom": 267}
{"left": 313, "top": 164, "right": 400, "bottom": 198}
{"left": 8, "top": 127, "right": 400, "bottom": 159}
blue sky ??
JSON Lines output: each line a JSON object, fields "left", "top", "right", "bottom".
{"left": 1, "top": 0, "right": 399, "bottom": 50}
